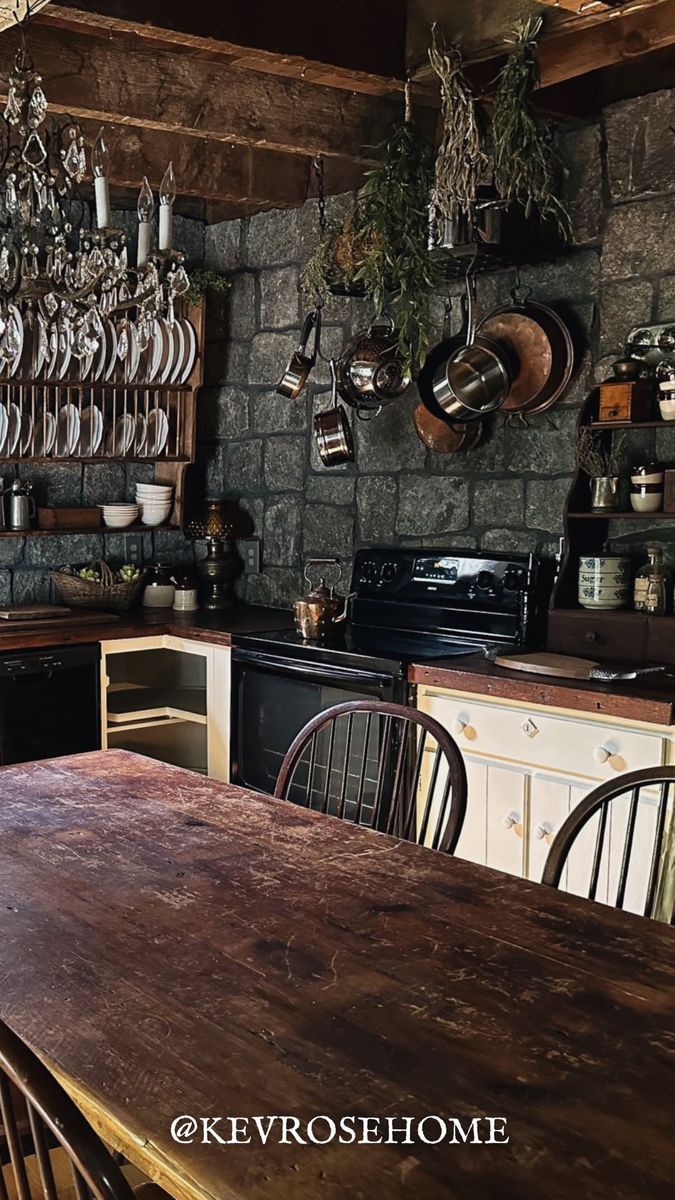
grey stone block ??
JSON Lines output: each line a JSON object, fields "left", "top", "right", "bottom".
{"left": 0, "top": 570, "right": 11, "bottom": 605}
{"left": 12, "top": 570, "right": 51, "bottom": 605}
{"left": 125, "top": 463, "right": 155, "bottom": 499}
{"left": 227, "top": 273, "right": 256, "bottom": 340}
{"left": 397, "top": 476, "right": 469, "bottom": 537}
{"left": 355, "top": 395, "right": 426, "bottom": 473}
{"left": 249, "top": 332, "right": 296, "bottom": 387}
{"left": 23, "top": 464, "right": 82, "bottom": 507}
{"left": 472, "top": 478, "right": 524, "bottom": 527}
{"left": 246, "top": 208, "right": 300, "bottom": 267}
{"left": 197, "top": 386, "right": 250, "bottom": 441}
{"left": 305, "top": 477, "right": 355, "bottom": 505}
{"left": 480, "top": 528, "right": 538, "bottom": 554}
{"left": 223, "top": 440, "right": 263, "bottom": 494}
{"left": 264, "top": 495, "right": 302, "bottom": 565}
{"left": 204, "top": 220, "right": 242, "bottom": 272}
{"left": 204, "top": 339, "right": 250, "bottom": 387}
{"left": 599, "top": 280, "right": 654, "bottom": 356}
{"left": 303, "top": 504, "right": 354, "bottom": 559}
{"left": 356, "top": 476, "right": 397, "bottom": 542}
{"left": 559, "top": 123, "right": 603, "bottom": 245}
{"left": 259, "top": 267, "right": 300, "bottom": 330}
{"left": 505, "top": 408, "right": 579, "bottom": 476}
{"left": 0, "top": 537, "right": 24, "bottom": 566}
{"left": 525, "top": 478, "right": 572, "bottom": 535}
{"left": 26, "top": 533, "right": 104, "bottom": 568}
{"left": 152, "top": 530, "right": 196, "bottom": 566}
{"left": 427, "top": 423, "right": 506, "bottom": 475}
{"left": 245, "top": 566, "right": 303, "bottom": 610}
{"left": 82, "top": 463, "right": 126, "bottom": 505}
{"left": 602, "top": 198, "right": 675, "bottom": 279}
{"left": 265, "top": 436, "right": 305, "bottom": 491}
{"left": 658, "top": 275, "right": 675, "bottom": 321}
{"left": 605, "top": 90, "right": 675, "bottom": 201}
{"left": 252, "top": 391, "right": 307, "bottom": 434}
{"left": 520, "top": 251, "right": 600, "bottom": 302}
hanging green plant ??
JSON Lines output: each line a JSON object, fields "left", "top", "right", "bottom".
{"left": 185, "top": 270, "right": 231, "bottom": 306}
{"left": 300, "top": 206, "right": 374, "bottom": 300}
{"left": 354, "top": 113, "right": 442, "bottom": 373}
{"left": 428, "top": 22, "right": 486, "bottom": 234}
{"left": 491, "top": 14, "right": 570, "bottom": 237}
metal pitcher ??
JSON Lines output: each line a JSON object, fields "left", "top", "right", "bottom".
{"left": 8, "top": 480, "right": 36, "bottom": 530}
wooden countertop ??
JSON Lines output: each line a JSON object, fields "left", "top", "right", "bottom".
{"left": 409, "top": 655, "right": 675, "bottom": 725}
{"left": 0, "top": 749, "right": 673, "bottom": 1200}
{"left": 0, "top": 604, "right": 294, "bottom": 652}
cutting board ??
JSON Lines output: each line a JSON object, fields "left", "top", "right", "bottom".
{"left": 494, "top": 652, "right": 600, "bottom": 679}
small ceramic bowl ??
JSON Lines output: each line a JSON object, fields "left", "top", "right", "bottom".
{"left": 578, "top": 555, "right": 629, "bottom": 574}
{"left": 630, "top": 490, "right": 662, "bottom": 513}
{"left": 659, "top": 398, "right": 675, "bottom": 421}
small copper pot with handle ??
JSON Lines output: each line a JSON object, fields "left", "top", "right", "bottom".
{"left": 293, "top": 559, "right": 355, "bottom": 640}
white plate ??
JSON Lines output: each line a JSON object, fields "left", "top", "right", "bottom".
{"left": 7, "top": 305, "right": 24, "bottom": 378}
{"left": 146, "top": 407, "right": 169, "bottom": 456}
{"left": 104, "top": 321, "right": 119, "bottom": 382}
{"left": 79, "top": 405, "right": 104, "bottom": 456}
{"left": 19, "top": 411, "right": 32, "bottom": 455}
{"left": 144, "top": 320, "right": 164, "bottom": 384}
{"left": 0, "top": 404, "right": 8, "bottom": 455}
{"left": 7, "top": 402, "right": 21, "bottom": 455}
{"left": 169, "top": 320, "right": 185, "bottom": 385}
{"left": 179, "top": 318, "right": 197, "bottom": 385}
{"left": 106, "top": 413, "right": 135, "bottom": 457}
{"left": 158, "top": 319, "right": 175, "bottom": 385}
{"left": 56, "top": 403, "right": 80, "bottom": 456}
{"left": 133, "top": 413, "right": 147, "bottom": 455}
{"left": 33, "top": 314, "right": 49, "bottom": 379}
{"left": 33, "top": 411, "right": 56, "bottom": 456}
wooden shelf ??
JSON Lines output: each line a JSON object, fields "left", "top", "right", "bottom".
{"left": 568, "top": 511, "right": 675, "bottom": 520}
{"left": 0, "top": 523, "right": 178, "bottom": 538}
{"left": 107, "top": 685, "right": 207, "bottom": 725}
{"left": 589, "top": 420, "right": 672, "bottom": 430}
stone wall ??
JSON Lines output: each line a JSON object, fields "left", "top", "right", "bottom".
{"left": 196, "top": 87, "right": 675, "bottom": 608}
{"left": 2, "top": 88, "right": 675, "bottom": 610}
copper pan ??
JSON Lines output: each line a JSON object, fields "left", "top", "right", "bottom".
{"left": 413, "top": 404, "right": 483, "bottom": 454}
{"left": 478, "top": 298, "right": 574, "bottom": 416}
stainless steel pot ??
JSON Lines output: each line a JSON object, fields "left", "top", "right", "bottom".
{"left": 427, "top": 269, "right": 513, "bottom": 422}
{"left": 337, "top": 316, "right": 410, "bottom": 412}
{"left": 313, "top": 359, "right": 355, "bottom": 466}
{"left": 276, "top": 306, "right": 322, "bottom": 398}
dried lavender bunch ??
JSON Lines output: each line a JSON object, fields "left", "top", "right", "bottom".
{"left": 428, "top": 23, "right": 486, "bottom": 228}
{"left": 577, "top": 427, "right": 626, "bottom": 477}
{"left": 491, "top": 14, "right": 570, "bottom": 237}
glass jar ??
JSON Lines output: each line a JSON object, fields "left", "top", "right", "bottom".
{"left": 142, "top": 563, "right": 176, "bottom": 608}
{"left": 634, "top": 546, "right": 671, "bottom": 615}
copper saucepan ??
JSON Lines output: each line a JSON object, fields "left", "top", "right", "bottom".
{"left": 276, "top": 306, "right": 322, "bottom": 399}
{"left": 313, "top": 358, "right": 355, "bottom": 467}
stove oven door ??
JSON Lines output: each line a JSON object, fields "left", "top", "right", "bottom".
{"left": 230, "top": 649, "right": 403, "bottom": 800}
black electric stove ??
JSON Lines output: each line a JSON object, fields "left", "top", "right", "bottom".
{"left": 231, "top": 547, "right": 542, "bottom": 795}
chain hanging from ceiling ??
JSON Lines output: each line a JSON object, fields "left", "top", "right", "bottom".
{"left": 0, "top": 2, "right": 189, "bottom": 373}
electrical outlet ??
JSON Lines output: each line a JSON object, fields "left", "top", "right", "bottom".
{"left": 124, "top": 534, "right": 145, "bottom": 566}
{"left": 239, "top": 539, "right": 261, "bottom": 575}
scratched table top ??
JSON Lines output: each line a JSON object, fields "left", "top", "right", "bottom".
{"left": 0, "top": 749, "right": 673, "bottom": 1200}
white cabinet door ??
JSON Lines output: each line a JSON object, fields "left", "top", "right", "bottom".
{"left": 454, "top": 758, "right": 487, "bottom": 866}
{"left": 605, "top": 784, "right": 661, "bottom": 917}
{"left": 485, "top": 764, "right": 527, "bottom": 876}
{"left": 207, "top": 646, "right": 231, "bottom": 781}
{"left": 528, "top": 774, "right": 576, "bottom": 884}
{"left": 562, "top": 783, "right": 611, "bottom": 906}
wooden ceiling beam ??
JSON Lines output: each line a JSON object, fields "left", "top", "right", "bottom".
{"left": 534, "top": 0, "right": 675, "bottom": 88}
{"left": 0, "top": 23, "right": 410, "bottom": 164}
{"left": 36, "top": 0, "right": 412, "bottom": 99}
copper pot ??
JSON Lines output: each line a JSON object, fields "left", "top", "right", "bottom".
{"left": 293, "top": 559, "right": 355, "bottom": 640}
{"left": 313, "top": 358, "right": 355, "bottom": 466}
{"left": 276, "top": 307, "right": 322, "bottom": 398}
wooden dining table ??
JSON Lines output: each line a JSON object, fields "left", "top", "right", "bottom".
{"left": 0, "top": 749, "right": 673, "bottom": 1200}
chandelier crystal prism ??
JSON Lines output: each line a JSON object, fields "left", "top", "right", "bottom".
{"left": 0, "top": 30, "right": 189, "bottom": 371}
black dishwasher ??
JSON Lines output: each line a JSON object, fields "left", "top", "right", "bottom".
{"left": 0, "top": 644, "right": 101, "bottom": 766}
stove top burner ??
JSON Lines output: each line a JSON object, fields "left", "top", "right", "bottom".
{"left": 235, "top": 624, "right": 488, "bottom": 665}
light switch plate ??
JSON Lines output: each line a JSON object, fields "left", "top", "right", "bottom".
{"left": 239, "top": 539, "right": 261, "bottom": 575}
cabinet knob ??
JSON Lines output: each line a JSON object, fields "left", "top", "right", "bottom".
{"left": 501, "top": 812, "right": 523, "bottom": 837}
{"left": 593, "top": 745, "right": 611, "bottom": 764}
{"left": 585, "top": 630, "right": 597, "bottom": 642}
{"left": 535, "top": 822, "right": 554, "bottom": 844}
{"left": 451, "top": 718, "right": 467, "bottom": 736}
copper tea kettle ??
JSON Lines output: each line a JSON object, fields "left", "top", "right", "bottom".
{"left": 293, "top": 559, "right": 355, "bottom": 640}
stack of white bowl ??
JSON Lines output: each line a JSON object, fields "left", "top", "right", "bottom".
{"left": 578, "top": 555, "right": 630, "bottom": 610}
{"left": 135, "top": 483, "right": 174, "bottom": 527}
{"left": 101, "top": 502, "right": 140, "bottom": 529}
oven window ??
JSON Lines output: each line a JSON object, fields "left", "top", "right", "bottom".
{"left": 232, "top": 663, "right": 395, "bottom": 800}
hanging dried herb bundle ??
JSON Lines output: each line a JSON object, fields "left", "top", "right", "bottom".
{"left": 301, "top": 206, "right": 376, "bottom": 300}
{"left": 355, "top": 116, "right": 441, "bottom": 372}
{"left": 491, "top": 15, "right": 570, "bottom": 236}
{"left": 428, "top": 23, "right": 486, "bottom": 230}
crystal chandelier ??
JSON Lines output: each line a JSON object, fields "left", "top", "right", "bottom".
{"left": 0, "top": 23, "right": 189, "bottom": 370}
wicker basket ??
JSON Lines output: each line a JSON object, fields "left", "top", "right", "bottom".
{"left": 50, "top": 560, "right": 146, "bottom": 612}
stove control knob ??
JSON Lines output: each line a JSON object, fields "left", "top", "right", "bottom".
{"left": 381, "top": 562, "right": 398, "bottom": 584}
{"left": 477, "top": 570, "right": 495, "bottom": 592}
{"left": 503, "top": 566, "right": 523, "bottom": 592}
{"left": 361, "top": 560, "right": 377, "bottom": 583}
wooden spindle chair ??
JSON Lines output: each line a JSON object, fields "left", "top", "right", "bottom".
{"left": 0, "top": 1017, "right": 135, "bottom": 1200}
{"left": 542, "top": 766, "right": 675, "bottom": 921}
{"left": 274, "top": 700, "right": 468, "bottom": 854}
